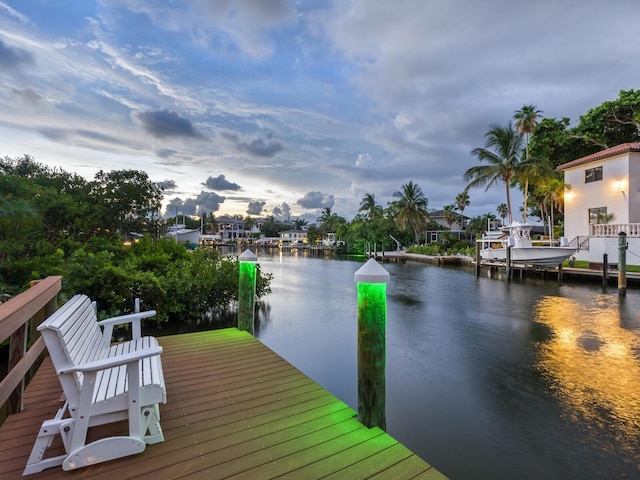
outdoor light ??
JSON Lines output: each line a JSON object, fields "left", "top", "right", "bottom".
{"left": 354, "top": 258, "right": 390, "bottom": 430}
{"left": 238, "top": 249, "right": 257, "bottom": 334}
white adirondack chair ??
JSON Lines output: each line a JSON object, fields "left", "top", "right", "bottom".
{"left": 24, "top": 294, "right": 167, "bottom": 475}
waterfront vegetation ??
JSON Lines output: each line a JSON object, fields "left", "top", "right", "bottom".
{"left": 0, "top": 156, "right": 272, "bottom": 325}
{"left": 407, "top": 234, "right": 475, "bottom": 257}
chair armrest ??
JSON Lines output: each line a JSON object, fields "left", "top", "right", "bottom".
{"left": 99, "top": 310, "right": 157, "bottom": 342}
{"left": 58, "top": 345, "right": 163, "bottom": 374}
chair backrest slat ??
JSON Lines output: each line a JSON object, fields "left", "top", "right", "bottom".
{"left": 38, "top": 294, "right": 108, "bottom": 408}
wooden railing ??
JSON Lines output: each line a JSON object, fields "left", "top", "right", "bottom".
{"left": 590, "top": 223, "right": 640, "bottom": 237}
{"left": 0, "top": 276, "right": 61, "bottom": 418}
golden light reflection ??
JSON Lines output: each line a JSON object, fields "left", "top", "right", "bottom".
{"left": 534, "top": 295, "right": 640, "bottom": 451}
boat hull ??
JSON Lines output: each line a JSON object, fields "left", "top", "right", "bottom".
{"left": 480, "top": 247, "right": 576, "bottom": 267}
{"left": 166, "top": 229, "right": 201, "bottom": 244}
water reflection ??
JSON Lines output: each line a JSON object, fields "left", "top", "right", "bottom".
{"left": 252, "top": 252, "right": 640, "bottom": 479}
{"left": 534, "top": 294, "right": 640, "bottom": 454}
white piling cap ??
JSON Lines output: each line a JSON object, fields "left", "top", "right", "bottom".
{"left": 238, "top": 249, "right": 257, "bottom": 262}
{"left": 354, "top": 258, "right": 390, "bottom": 284}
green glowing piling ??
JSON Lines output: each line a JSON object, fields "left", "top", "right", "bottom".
{"left": 354, "top": 258, "right": 389, "bottom": 430}
{"left": 238, "top": 249, "right": 257, "bottom": 334}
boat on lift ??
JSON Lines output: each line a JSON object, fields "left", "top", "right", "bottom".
{"left": 166, "top": 223, "right": 201, "bottom": 245}
{"left": 479, "top": 222, "right": 576, "bottom": 267}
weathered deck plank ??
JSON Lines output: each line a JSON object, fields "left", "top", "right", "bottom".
{"left": 0, "top": 328, "right": 446, "bottom": 479}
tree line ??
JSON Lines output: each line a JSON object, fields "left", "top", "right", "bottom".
{"left": 0, "top": 156, "right": 272, "bottom": 325}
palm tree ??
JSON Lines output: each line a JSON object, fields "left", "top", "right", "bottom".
{"left": 513, "top": 104, "right": 543, "bottom": 162}
{"left": 531, "top": 176, "right": 569, "bottom": 238}
{"left": 359, "top": 193, "right": 383, "bottom": 220}
{"left": 466, "top": 213, "right": 497, "bottom": 239}
{"left": 514, "top": 104, "right": 544, "bottom": 222}
{"left": 544, "top": 177, "right": 569, "bottom": 239}
{"left": 391, "top": 181, "right": 430, "bottom": 245}
{"left": 442, "top": 204, "right": 458, "bottom": 231}
{"left": 318, "top": 207, "right": 337, "bottom": 226}
{"left": 207, "top": 212, "right": 218, "bottom": 234}
{"left": 317, "top": 207, "right": 345, "bottom": 235}
{"left": 463, "top": 122, "right": 524, "bottom": 224}
{"left": 455, "top": 191, "right": 470, "bottom": 231}
{"left": 243, "top": 215, "right": 255, "bottom": 234}
{"left": 496, "top": 203, "right": 508, "bottom": 226}
{"left": 515, "top": 157, "right": 554, "bottom": 222}
{"left": 293, "top": 218, "right": 308, "bottom": 229}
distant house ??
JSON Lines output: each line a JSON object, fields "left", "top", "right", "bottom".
{"left": 254, "top": 218, "right": 266, "bottom": 234}
{"left": 557, "top": 142, "right": 640, "bottom": 264}
{"left": 279, "top": 229, "right": 307, "bottom": 245}
{"left": 425, "top": 209, "right": 470, "bottom": 243}
{"left": 216, "top": 215, "right": 246, "bottom": 242}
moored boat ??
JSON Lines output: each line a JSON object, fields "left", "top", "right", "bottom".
{"left": 480, "top": 222, "right": 576, "bottom": 267}
{"left": 166, "top": 223, "right": 201, "bottom": 245}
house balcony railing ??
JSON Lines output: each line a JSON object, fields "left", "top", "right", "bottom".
{"left": 590, "top": 223, "right": 640, "bottom": 237}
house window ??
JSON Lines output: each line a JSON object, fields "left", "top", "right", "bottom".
{"left": 589, "top": 207, "right": 608, "bottom": 224}
{"left": 585, "top": 166, "right": 603, "bottom": 183}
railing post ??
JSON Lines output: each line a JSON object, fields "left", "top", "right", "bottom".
{"left": 619, "top": 232, "right": 627, "bottom": 296}
{"left": 0, "top": 276, "right": 61, "bottom": 418}
{"left": 238, "top": 249, "right": 257, "bottom": 334}
{"left": 7, "top": 282, "right": 58, "bottom": 414}
{"left": 8, "top": 325, "right": 27, "bottom": 414}
{"left": 354, "top": 258, "right": 389, "bottom": 430}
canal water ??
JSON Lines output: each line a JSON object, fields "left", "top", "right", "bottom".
{"left": 252, "top": 250, "right": 640, "bottom": 480}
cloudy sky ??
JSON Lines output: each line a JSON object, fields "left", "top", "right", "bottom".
{"left": 1, "top": 1, "right": 638, "bottom": 221}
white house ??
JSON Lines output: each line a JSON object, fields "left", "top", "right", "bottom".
{"left": 557, "top": 142, "right": 640, "bottom": 264}
{"left": 215, "top": 215, "right": 247, "bottom": 242}
{"left": 279, "top": 229, "right": 307, "bottom": 245}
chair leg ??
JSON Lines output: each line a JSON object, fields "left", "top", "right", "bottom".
{"left": 142, "top": 404, "right": 164, "bottom": 444}
{"left": 23, "top": 417, "right": 72, "bottom": 476}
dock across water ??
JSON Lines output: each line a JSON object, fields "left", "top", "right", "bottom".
{"left": 0, "top": 328, "right": 446, "bottom": 479}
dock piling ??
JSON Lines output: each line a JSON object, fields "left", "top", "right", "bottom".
{"left": 354, "top": 259, "right": 389, "bottom": 430}
{"left": 619, "top": 232, "right": 627, "bottom": 296}
{"left": 558, "top": 263, "right": 563, "bottom": 286}
{"left": 238, "top": 249, "right": 257, "bottom": 334}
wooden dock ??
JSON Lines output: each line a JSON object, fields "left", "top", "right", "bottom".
{"left": 0, "top": 328, "right": 445, "bottom": 479}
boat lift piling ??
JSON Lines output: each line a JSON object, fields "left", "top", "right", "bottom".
{"left": 602, "top": 254, "right": 609, "bottom": 286}
{"left": 558, "top": 262, "right": 563, "bottom": 286}
{"left": 619, "top": 232, "right": 627, "bottom": 296}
